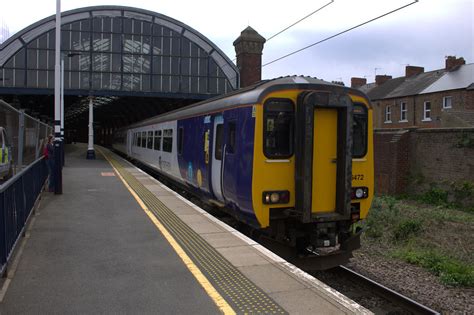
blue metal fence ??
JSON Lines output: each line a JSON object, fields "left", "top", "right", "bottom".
{"left": 0, "top": 157, "right": 48, "bottom": 275}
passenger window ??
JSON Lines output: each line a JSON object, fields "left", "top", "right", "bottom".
{"left": 227, "top": 121, "right": 236, "bottom": 154}
{"left": 352, "top": 104, "right": 368, "bottom": 158}
{"left": 154, "top": 130, "right": 162, "bottom": 151}
{"left": 215, "top": 125, "right": 223, "bottom": 160}
{"left": 147, "top": 131, "right": 153, "bottom": 149}
{"left": 141, "top": 131, "right": 147, "bottom": 147}
{"left": 264, "top": 99, "right": 294, "bottom": 158}
{"left": 178, "top": 127, "right": 184, "bottom": 155}
{"left": 137, "top": 133, "right": 141, "bottom": 147}
{"left": 163, "top": 129, "right": 173, "bottom": 152}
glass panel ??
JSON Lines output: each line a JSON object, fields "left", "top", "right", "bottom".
{"left": 181, "top": 58, "right": 190, "bottom": 75}
{"left": 81, "top": 19, "right": 91, "bottom": 32}
{"left": 215, "top": 124, "right": 223, "bottom": 160}
{"left": 123, "top": 18, "right": 132, "bottom": 34}
{"left": 147, "top": 131, "right": 153, "bottom": 149}
{"left": 92, "top": 18, "right": 102, "bottom": 32}
{"left": 13, "top": 70, "right": 25, "bottom": 87}
{"left": 177, "top": 128, "right": 184, "bottom": 154}
{"left": 27, "top": 49, "right": 38, "bottom": 69}
{"left": 152, "top": 75, "right": 162, "bottom": 91}
{"left": 92, "top": 53, "right": 111, "bottom": 72}
{"left": 112, "top": 17, "right": 122, "bottom": 33}
{"left": 80, "top": 72, "right": 90, "bottom": 90}
{"left": 162, "top": 129, "right": 173, "bottom": 152}
{"left": 38, "top": 50, "right": 48, "bottom": 70}
{"left": 27, "top": 70, "right": 37, "bottom": 87}
{"left": 154, "top": 130, "right": 162, "bottom": 150}
{"left": 171, "top": 76, "right": 179, "bottom": 92}
{"left": 352, "top": 104, "right": 368, "bottom": 158}
{"left": 141, "top": 75, "right": 150, "bottom": 91}
{"left": 141, "top": 131, "right": 146, "bottom": 147}
{"left": 111, "top": 53, "right": 121, "bottom": 72}
{"left": 142, "top": 21, "right": 152, "bottom": 35}
{"left": 61, "top": 31, "right": 71, "bottom": 50}
{"left": 263, "top": 99, "right": 294, "bottom": 158}
{"left": 110, "top": 74, "right": 121, "bottom": 90}
{"left": 152, "top": 56, "right": 162, "bottom": 73}
{"left": 112, "top": 34, "right": 121, "bottom": 52}
{"left": 198, "top": 77, "right": 207, "bottom": 93}
{"left": 93, "top": 33, "right": 111, "bottom": 52}
{"left": 152, "top": 37, "right": 162, "bottom": 55}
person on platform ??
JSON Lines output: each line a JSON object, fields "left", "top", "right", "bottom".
{"left": 44, "top": 135, "right": 55, "bottom": 192}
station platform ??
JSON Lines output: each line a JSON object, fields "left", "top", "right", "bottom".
{"left": 0, "top": 143, "right": 370, "bottom": 314}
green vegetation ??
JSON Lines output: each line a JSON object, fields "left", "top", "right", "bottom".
{"left": 407, "top": 181, "right": 474, "bottom": 213}
{"left": 363, "top": 195, "right": 474, "bottom": 287}
{"left": 393, "top": 249, "right": 474, "bottom": 287}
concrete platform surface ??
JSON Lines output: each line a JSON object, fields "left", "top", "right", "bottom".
{"left": 0, "top": 144, "right": 371, "bottom": 314}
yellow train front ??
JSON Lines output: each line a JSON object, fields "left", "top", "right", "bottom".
{"left": 250, "top": 77, "right": 373, "bottom": 269}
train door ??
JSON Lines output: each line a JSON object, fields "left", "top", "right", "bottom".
{"left": 211, "top": 116, "right": 224, "bottom": 202}
{"left": 126, "top": 130, "right": 132, "bottom": 155}
{"left": 295, "top": 91, "right": 352, "bottom": 222}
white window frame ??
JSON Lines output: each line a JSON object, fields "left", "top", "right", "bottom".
{"left": 399, "top": 102, "right": 408, "bottom": 122}
{"left": 384, "top": 105, "right": 392, "bottom": 123}
{"left": 422, "top": 101, "right": 432, "bottom": 121}
{"left": 443, "top": 96, "right": 452, "bottom": 109}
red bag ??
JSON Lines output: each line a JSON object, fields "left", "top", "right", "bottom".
{"left": 43, "top": 146, "right": 49, "bottom": 159}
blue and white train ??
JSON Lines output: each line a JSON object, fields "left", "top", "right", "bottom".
{"left": 113, "top": 76, "right": 374, "bottom": 268}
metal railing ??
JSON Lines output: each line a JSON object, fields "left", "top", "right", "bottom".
{"left": 0, "top": 157, "right": 48, "bottom": 275}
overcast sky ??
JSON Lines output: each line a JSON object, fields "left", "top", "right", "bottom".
{"left": 1, "top": 0, "right": 472, "bottom": 86}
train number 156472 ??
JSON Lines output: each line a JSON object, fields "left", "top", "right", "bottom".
{"left": 352, "top": 174, "right": 364, "bottom": 181}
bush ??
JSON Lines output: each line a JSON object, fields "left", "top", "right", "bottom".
{"left": 420, "top": 187, "right": 448, "bottom": 206}
{"left": 393, "top": 219, "right": 423, "bottom": 241}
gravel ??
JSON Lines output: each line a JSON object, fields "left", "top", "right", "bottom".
{"left": 346, "top": 248, "right": 474, "bottom": 314}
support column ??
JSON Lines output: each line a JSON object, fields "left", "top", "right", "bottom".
{"left": 60, "top": 58, "right": 65, "bottom": 166}
{"left": 86, "top": 97, "right": 95, "bottom": 159}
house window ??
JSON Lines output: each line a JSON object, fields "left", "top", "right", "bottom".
{"left": 423, "top": 101, "right": 431, "bottom": 121}
{"left": 443, "top": 96, "right": 452, "bottom": 109}
{"left": 400, "top": 102, "right": 407, "bottom": 122}
{"left": 384, "top": 106, "right": 392, "bottom": 123}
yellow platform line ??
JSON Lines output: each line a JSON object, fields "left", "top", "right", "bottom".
{"left": 98, "top": 148, "right": 235, "bottom": 315}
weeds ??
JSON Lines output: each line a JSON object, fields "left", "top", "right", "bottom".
{"left": 393, "top": 248, "right": 474, "bottom": 287}
{"left": 393, "top": 219, "right": 423, "bottom": 241}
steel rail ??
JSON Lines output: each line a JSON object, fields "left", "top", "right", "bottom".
{"left": 337, "top": 266, "right": 440, "bottom": 315}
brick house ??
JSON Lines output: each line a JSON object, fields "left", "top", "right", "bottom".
{"left": 352, "top": 56, "right": 474, "bottom": 129}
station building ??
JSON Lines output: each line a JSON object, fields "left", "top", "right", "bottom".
{"left": 0, "top": 6, "right": 265, "bottom": 143}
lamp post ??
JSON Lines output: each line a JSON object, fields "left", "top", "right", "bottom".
{"left": 53, "top": 0, "right": 62, "bottom": 194}
{"left": 86, "top": 96, "right": 95, "bottom": 159}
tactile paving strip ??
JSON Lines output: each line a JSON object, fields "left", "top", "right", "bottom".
{"left": 103, "top": 150, "right": 288, "bottom": 315}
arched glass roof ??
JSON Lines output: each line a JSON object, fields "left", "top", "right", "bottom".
{"left": 0, "top": 6, "right": 239, "bottom": 97}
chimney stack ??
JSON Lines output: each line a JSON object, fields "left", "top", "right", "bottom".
{"left": 351, "top": 77, "right": 367, "bottom": 88}
{"left": 375, "top": 75, "right": 392, "bottom": 86}
{"left": 233, "top": 26, "right": 266, "bottom": 88}
{"left": 445, "top": 56, "right": 465, "bottom": 71}
{"left": 405, "top": 66, "right": 424, "bottom": 77}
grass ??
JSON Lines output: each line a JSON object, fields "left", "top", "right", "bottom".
{"left": 363, "top": 195, "right": 474, "bottom": 287}
{"left": 393, "top": 248, "right": 474, "bottom": 287}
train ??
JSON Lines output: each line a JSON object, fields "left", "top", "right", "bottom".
{"left": 112, "top": 76, "right": 374, "bottom": 269}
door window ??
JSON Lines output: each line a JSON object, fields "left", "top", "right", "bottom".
{"left": 215, "top": 124, "right": 223, "bottom": 160}
{"left": 263, "top": 99, "right": 294, "bottom": 158}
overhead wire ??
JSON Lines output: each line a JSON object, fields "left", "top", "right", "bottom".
{"left": 231, "top": 0, "right": 334, "bottom": 62}
{"left": 262, "top": 0, "right": 419, "bottom": 67}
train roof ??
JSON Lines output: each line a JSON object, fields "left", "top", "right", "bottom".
{"left": 125, "top": 76, "right": 370, "bottom": 129}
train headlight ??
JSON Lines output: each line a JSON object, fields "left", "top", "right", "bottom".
{"left": 263, "top": 191, "right": 290, "bottom": 204}
{"left": 351, "top": 187, "right": 369, "bottom": 200}
{"left": 270, "top": 193, "right": 280, "bottom": 203}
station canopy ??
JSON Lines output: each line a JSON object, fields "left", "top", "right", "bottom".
{"left": 0, "top": 6, "right": 239, "bottom": 137}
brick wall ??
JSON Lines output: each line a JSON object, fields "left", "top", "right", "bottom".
{"left": 374, "top": 128, "right": 474, "bottom": 195}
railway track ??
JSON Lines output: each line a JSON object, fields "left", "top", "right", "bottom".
{"left": 123, "top": 155, "right": 441, "bottom": 315}
{"left": 310, "top": 266, "right": 440, "bottom": 315}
